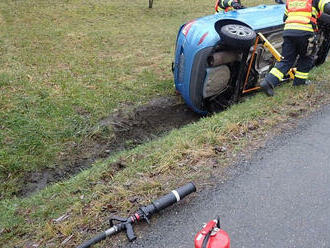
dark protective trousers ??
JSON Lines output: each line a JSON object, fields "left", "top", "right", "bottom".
{"left": 265, "top": 35, "right": 314, "bottom": 86}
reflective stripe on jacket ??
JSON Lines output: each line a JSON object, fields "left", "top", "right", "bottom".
{"left": 318, "top": 0, "right": 330, "bottom": 12}
{"left": 284, "top": 0, "right": 317, "bottom": 32}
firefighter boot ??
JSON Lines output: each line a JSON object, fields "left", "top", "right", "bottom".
{"left": 293, "top": 77, "right": 308, "bottom": 86}
{"left": 260, "top": 79, "right": 274, "bottom": 97}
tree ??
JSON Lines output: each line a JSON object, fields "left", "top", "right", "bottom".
{"left": 149, "top": 0, "right": 153, "bottom": 8}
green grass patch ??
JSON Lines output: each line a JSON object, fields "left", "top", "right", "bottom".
{"left": 0, "top": 0, "right": 329, "bottom": 246}
{"left": 0, "top": 0, "right": 227, "bottom": 198}
{"left": 0, "top": 78, "right": 329, "bottom": 247}
{"left": 0, "top": 0, "right": 275, "bottom": 198}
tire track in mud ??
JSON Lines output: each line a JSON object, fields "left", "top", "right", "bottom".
{"left": 19, "top": 96, "right": 201, "bottom": 197}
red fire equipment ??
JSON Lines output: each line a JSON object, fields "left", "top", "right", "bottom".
{"left": 194, "top": 218, "right": 230, "bottom": 248}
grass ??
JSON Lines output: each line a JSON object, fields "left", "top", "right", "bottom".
{"left": 0, "top": 0, "right": 329, "bottom": 246}
{"left": 0, "top": 81, "right": 329, "bottom": 247}
{"left": 0, "top": 0, "right": 276, "bottom": 198}
{"left": 0, "top": 0, "right": 227, "bottom": 198}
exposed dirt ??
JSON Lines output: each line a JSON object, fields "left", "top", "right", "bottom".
{"left": 19, "top": 96, "right": 201, "bottom": 197}
{"left": 18, "top": 83, "right": 327, "bottom": 197}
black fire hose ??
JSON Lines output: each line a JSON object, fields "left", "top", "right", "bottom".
{"left": 77, "top": 182, "right": 196, "bottom": 248}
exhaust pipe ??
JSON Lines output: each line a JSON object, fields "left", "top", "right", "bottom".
{"left": 207, "top": 51, "right": 239, "bottom": 67}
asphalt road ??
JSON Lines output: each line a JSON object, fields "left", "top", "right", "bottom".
{"left": 124, "top": 105, "right": 330, "bottom": 248}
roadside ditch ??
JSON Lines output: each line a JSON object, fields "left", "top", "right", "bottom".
{"left": 19, "top": 96, "right": 201, "bottom": 197}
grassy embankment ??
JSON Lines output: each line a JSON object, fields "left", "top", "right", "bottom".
{"left": 0, "top": 0, "right": 329, "bottom": 247}
{"left": 1, "top": 81, "right": 330, "bottom": 247}
{"left": 0, "top": 0, "right": 224, "bottom": 198}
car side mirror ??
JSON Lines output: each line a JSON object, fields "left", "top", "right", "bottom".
{"left": 275, "top": 0, "right": 285, "bottom": 4}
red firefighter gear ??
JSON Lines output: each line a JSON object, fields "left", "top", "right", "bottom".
{"left": 261, "top": 0, "right": 330, "bottom": 96}
{"left": 285, "top": 0, "right": 317, "bottom": 32}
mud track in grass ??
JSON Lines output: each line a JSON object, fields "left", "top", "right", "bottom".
{"left": 19, "top": 96, "right": 201, "bottom": 197}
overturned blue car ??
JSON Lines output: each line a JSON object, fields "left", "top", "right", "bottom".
{"left": 173, "top": 2, "right": 330, "bottom": 114}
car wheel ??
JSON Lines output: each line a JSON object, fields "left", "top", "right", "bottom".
{"left": 220, "top": 24, "right": 256, "bottom": 48}
{"left": 314, "top": 36, "right": 330, "bottom": 66}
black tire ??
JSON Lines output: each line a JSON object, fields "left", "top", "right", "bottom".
{"left": 220, "top": 24, "right": 256, "bottom": 48}
{"left": 189, "top": 47, "right": 213, "bottom": 113}
{"left": 315, "top": 36, "right": 330, "bottom": 66}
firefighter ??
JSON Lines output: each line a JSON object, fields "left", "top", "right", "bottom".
{"left": 260, "top": 0, "right": 330, "bottom": 96}
{"left": 215, "top": 0, "right": 242, "bottom": 12}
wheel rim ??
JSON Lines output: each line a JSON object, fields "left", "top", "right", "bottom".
{"left": 226, "top": 25, "right": 252, "bottom": 37}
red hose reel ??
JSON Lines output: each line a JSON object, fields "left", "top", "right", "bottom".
{"left": 194, "top": 218, "right": 230, "bottom": 248}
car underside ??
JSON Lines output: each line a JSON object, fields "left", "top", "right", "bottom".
{"left": 173, "top": 3, "right": 330, "bottom": 115}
